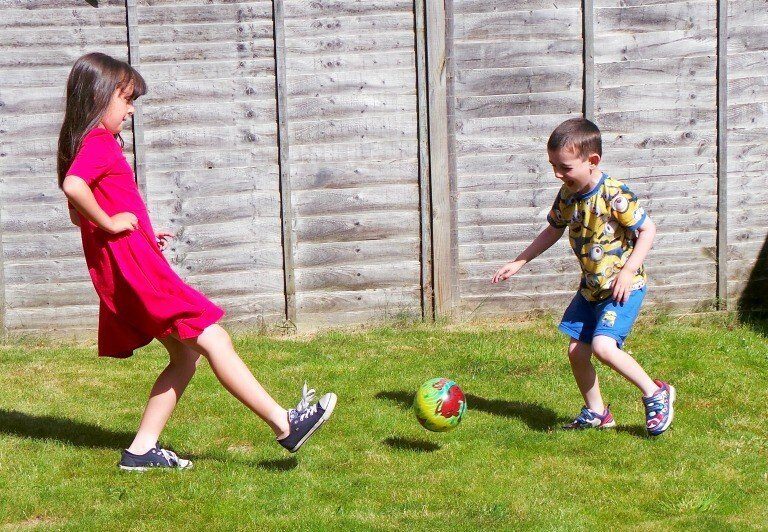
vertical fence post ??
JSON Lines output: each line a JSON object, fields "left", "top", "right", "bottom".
{"left": 716, "top": 0, "right": 728, "bottom": 309}
{"left": 125, "top": 0, "right": 147, "bottom": 197}
{"left": 582, "top": 0, "right": 595, "bottom": 120}
{"left": 272, "top": 0, "right": 297, "bottom": 324}
{"left": 0, "top": 185, "right": 5, "bottom": 335}
{"left": 414, "top": 0, "right": 434, "bottom": 321}
{"left": 425, "top": 0, "right": 458, "bottom": 319}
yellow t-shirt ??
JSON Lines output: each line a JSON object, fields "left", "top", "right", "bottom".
{"left": 547, "top": 173, "right": 648, "bottom": 302}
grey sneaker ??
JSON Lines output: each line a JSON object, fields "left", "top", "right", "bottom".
{"left": 277, "top": 383, "right": 337, "bottom": 453}
{"left": 119, "top": 445, "right": 193, "bottom": 471}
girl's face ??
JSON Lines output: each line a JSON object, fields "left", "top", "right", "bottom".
{"left": 548, "top": 146, "right": 601, "bottom": 194}
{"left": 100, "top": 85, "right": 135, "bottom": 134}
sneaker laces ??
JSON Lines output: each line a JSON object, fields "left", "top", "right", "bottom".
{"left": 157, "top": 447, "right": 180, "bottom": 466}
{"left": 298, "top": 403, "right": 319, "bottom": 422}
{"left": 295, "top": 381, "right": 316, "bottom": 412}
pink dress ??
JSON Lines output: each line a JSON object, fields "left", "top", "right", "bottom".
{"left": 67, "top": 127, "right": 224, "bottom": 358}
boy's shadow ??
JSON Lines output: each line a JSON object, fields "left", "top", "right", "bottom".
{"left": 375, "top": 391, "right": 567, "bottom": 431}
{"left": 615, "top": 425, "right": 649, "bottom": 439}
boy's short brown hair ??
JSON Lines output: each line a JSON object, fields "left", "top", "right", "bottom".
{"left": 547, "top": 117, "right": 602, "bottom": 159}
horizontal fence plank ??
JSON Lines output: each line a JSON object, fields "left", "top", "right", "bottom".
{"left": 295, "top": 261, "right": 421, "bottom": 292}
{"left": 295, "top": 238, "right": 420, "bottom": 268}
{"left": 454, "top": 8, "right": 582, "bottom": 41}
{"left": 455, "top": 65, "right": 583, "bottom": 97}
{"left": 595, "top": 1, "right": 716, "bottom": 34}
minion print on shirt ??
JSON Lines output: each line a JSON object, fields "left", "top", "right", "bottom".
{"left": 547, "top": 173, "right": 647, "bottom": 302}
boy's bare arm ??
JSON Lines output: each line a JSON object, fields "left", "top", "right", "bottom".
{"left": 623, "top": 217, "right": 656, "bottom": 272}
{"left": 492, "top": 225, "right": 565, "bottom": 283}
{"left": 612, "top": 217, "right": 657, "bottom": 302}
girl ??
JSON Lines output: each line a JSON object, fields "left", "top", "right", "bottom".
{"left": 58, "top": 52, "right": 336, "bottom": 470}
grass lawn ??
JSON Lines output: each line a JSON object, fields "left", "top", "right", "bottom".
{"left": 0, "top": 313, "right": 766, "bottom": 530}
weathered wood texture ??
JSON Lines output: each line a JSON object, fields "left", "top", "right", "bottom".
{"left": 282, "top": 0, "right": 423, "bottom": 326}
{"left": 593, "top": 0, "right": 720, "bottom": 310}
{"left": 136, "top": 0, "right": 286, "bottom": 326}
{"left": 1, "top": 0, "right": 767, "bottom": 335}
{"left": 273, "top": 0, "right": 297, "bottom": 323}
{"left": 0, "top": 1, "right": 130, "bottom": 333}
{"left": 415, "top": 0, "right": 434, "bottom": 320}
{"left": 726, "top": 0, "right": 768, "bottom": 310}
{"left": 428, "top": 0, "right": 458, "bottom": 318}
{"left": 451, "top": 0, "right": 586, "bottom": 315}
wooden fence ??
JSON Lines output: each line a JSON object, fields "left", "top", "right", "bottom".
{"left": 0, "top": 0, "right": 765, "bottom": 336}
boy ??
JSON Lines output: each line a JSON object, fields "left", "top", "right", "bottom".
{"left": 491, "top": 118, "right": 675, "bottom": 436}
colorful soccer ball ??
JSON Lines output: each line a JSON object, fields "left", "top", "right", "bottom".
{"left": 413, "top": 378, "right": 467, "bottom": 432}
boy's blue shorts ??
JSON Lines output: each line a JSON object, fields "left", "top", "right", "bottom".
{"left": 558, "top": 286, "right": 646, "bottom": 348}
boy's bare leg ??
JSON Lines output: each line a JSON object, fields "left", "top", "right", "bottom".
{"left": 591, "top": 335, "right": 659, "bottom": 397}
{"left": 127, "top": 335, "right": 201, "bottom": 454}
{"left": 175, "top": 324, "right": 290, "bottom": 438}
{"left": 568, "top": 338, "right": 606, "bottom": 413}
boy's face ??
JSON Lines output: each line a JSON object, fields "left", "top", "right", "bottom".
{"left": 548, "top": 146, "right": 601, "bottom": 194}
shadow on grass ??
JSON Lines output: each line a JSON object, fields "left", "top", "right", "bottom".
{"left": 737, "top": 233, "right": 768, "bottom": 337}
{"left": 257, "top": 457, "right": 298, "bottom": 471}
{"left": 0, "top": 410, "right": 287, "bottom": 466}
{"left": 0, "top": 409, "right": 133, "bottom": 449}
{"left": 383, "top": 437, "right": 440, "bottom": 452}
{"left": 614, "top": 425, "right": 649, "bottom": 439}
{"left": 375, "top": 390, "right": 566, "bottom": 431}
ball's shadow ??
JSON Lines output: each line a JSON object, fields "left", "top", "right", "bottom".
{"left": 257, "top": 457, "right": 298, "bottom": 471}
{"left": 383, "top": 436, "right": 440, "bottom": 452}
{"left": 375, "top": 390, "right": 566, "bottom": 432}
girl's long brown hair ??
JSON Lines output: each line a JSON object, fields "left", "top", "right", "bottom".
{"left": 57, "top": 52, "right": 147, "bottom": 188}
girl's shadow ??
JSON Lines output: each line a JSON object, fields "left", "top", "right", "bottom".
{"left": 0, "top": 409, "right": 295, "bottom": 464}
{"left": 0, "top": 409, "right": 133, "bottom": 449}
{"left": 375, "top": 391, "right": 567, "bottom": 431}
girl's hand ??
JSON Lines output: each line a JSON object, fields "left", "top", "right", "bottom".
{"left": 611, "top": 267, "right": 634, "bottom": 304}
{"left": 492, "top": 261, "right": 523, "bottom": 284}
{"left": 107, "top": 212, "right": 138, "bottom": 234}
{"left": 155, "top": 230, "right": 175, "bottom": 250}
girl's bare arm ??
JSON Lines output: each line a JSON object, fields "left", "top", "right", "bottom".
{"left": 62, "top": 175, "right": 137, "bottom": 234}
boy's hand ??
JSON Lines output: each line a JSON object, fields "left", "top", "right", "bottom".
{"left": 155, "top": 230, "right": 175, "bottom": 250}
{"left": 611, "top": 267, "right": 634, "bottom": 304}
{"left": 491, "top": 261, "right": 523, "bottom": 283}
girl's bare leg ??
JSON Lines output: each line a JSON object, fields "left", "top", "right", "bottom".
{"left": 174, "top": 324, "right": 290, "bottom": 438}
{"left": 126, "top": 335, "right": 201, "bottom": 454}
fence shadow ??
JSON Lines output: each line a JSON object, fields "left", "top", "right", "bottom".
{"left": 737, "top": 233, "right": 768, "bottom": 336}
{"left": 375, "top": 390, "right": 565, "bottom": 432}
